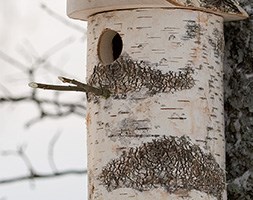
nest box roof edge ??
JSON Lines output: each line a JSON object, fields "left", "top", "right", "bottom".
{"left": 67, "top": 0, "right": 249, "bottom": 22}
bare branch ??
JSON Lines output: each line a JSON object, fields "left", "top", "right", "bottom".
{"left": 0, "top": 169, "right": 87, "bottom": 185}
{"left": 0, "top": 3, "right": 88, "bottom": 189}
{"left": 0, "top": 50, "right": 28, "bottom": 72}
{"left": 28, "top": 82, "right": 87, "bottom": 92}
{"left": 42, "top": 36, "right": 76, "bottom": 60}
{"left": 24, "top": 106, "right": 84, "bottom": 128}
{"left": 40, "top": 3, "right": 86, "bottom": 33}
{"left": 0, "top": 83, "right": 12, "bottom": 96}
{"left": 2, "top": 145, "right": 36, "bottom": 176}
{"left": 17, "top": 145, "right": 36, "bottom": 176}
{"left": 58, "top": 76, "right": 112, "bottom": 98}
{"left": 0, "top": 93, "right": 86, "bottom": 127}
{"left": 58, "top": 76, "right": 87, "bottom": 87}
{"left": 0, "top": 96, "right": 30, "bottom": 103}
{"left": 29, "top": 76, "right": 112, "bottom": 98}
{"left": 1, "top": 143, "right": 86, "bottom": 185}
{"left": 0, "top": 95, "right": 85, "bottom": 109}
{"left": 48, "top": 132, "right": 62, "bottom": 172}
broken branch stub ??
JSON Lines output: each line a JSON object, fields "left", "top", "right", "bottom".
{"left": 28, "top": 77, "right": 111, "bottom": 99}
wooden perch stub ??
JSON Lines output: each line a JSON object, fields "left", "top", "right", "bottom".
{"left": 28, "top": 76, "right": 111, "bottom": 99}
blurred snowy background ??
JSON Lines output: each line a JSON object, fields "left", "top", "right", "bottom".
{"left": 0, "top": 1, "right": 253, "bottom": 200}
{"left": 0, "top": 1, "right": 88, "bottom": 199}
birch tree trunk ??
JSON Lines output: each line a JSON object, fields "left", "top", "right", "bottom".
{"left": 86, "top": 9, "right": 226, "bottom": 200}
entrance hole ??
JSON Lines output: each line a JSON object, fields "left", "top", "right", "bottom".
{"left": 98, "top": 29, "right": 123, "bottom": 65}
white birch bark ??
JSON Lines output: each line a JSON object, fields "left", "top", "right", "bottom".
{"left": 86, "top": 9, "right": 226, "bottom": 200}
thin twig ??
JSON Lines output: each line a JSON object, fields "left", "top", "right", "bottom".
{"left": 40, "top": 3, "right": 86, "bottom": 33}
{"left": 58, "top": 76, "right": 87, "bottom": 88}
{"left": 0, "top": 50, "right": 28, "bottom": 72}
{"left": 0, "top": 95, "right": 85, "bottom": 109}
{"left": 42, "top": 36, "right": 76, "bottom": 60}
{"left": 48, "top": 132, "right": 61, "bottom": 173}
{"left": 59, "top": 76, "right": 108, "bottom": 97}
{"left": 1, "top": 144, "right": 86, "bottom": 185}
{"left": 25, "top": 107, "right": 84, "bottom": 127}
{"left": 28, "top": 82, "right": 87, "bottom": 92}
{"left": 0, "top": 169, "right": 87, "bottom": 185}
{"left": 0, "top": 93, "right": 86, "bottom": 127}
{"left": 17, "top": 145, "right": 36, "bottom": 176}
{"left": 58, "top": 76, "right": 111, "bottom": 98}
{"left": 1, "top": 145, "right": 37, "bottom": 180}
{"left": 0, "top": 83, "right": 12, "bottom": 96}
{"left": 29, "top": 76, "right": 111, "bottom": 98}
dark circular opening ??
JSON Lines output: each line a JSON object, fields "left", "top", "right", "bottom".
{"left": 98, "top": 29, "right": 123, "bottom": 65}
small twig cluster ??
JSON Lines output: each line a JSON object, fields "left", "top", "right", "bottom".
{"left": 29, "top": 76, "right": 111, "bottom": 99}
{"left": 0, "top": 2, "right": 88, "bottom": 188}
{"left": 0, "top": 133, "right": 86, "bottom": 185}
{"left": 0, "top": 2, "right": 87, "bottom": 127}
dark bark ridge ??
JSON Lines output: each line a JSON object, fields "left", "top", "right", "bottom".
{"left": 182, "top": 20, "right": 224, "bottom": 60}
{"left": 202, "top": 0, "right": 241, "bottom": 13}
{"left": 99, "top": 135, "right": 225, "bottom": 200}
{"left": 88, "top": 54, "right": 195, "bottom": 101}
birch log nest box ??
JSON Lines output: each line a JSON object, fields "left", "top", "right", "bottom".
{"left": 67, "top": 1, "right": 248, "bottom": 200}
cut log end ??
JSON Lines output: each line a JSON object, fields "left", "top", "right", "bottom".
{"left": 28, "top": 82, "right": 38, "bottom": 88}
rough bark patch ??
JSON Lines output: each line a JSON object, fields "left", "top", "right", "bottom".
{"left": 99, "top": 135, "right": 225, "bottom": 200}
{"left": 88, "top": 54, "right": 195, "bottom": 101}
{"left": 182, "top": 20, "right": 201, "bottom": 41}
{"left": 182, "top": 19, "right": 224, "bottom": 59}
{"left": 208, "top": 27, "right": 224, "bottom": 59}
{"left": 172, "top": 0, "right": 241, "bottom": 13}
{"left": 201, "top": 0, "right": 241, "bottom": 13}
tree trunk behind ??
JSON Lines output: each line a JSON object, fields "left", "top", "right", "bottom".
{"left": 224, "top": 1, "right": 253, "bottom": 199}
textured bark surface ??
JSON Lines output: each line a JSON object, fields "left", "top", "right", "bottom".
{"left": 224, "top": 1, "right": 253, "bottom": 199}
{"left": 86, "top": 9, "right": 226, "bottom": 200}
{"left": 170, "top": 0, "right": 243, "bottom": 13}
{"left": 99, "top": 135, "right": 225, "bottom": 199}
{"left": 88, "top": 54, "right": 195, "bottom": 100}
